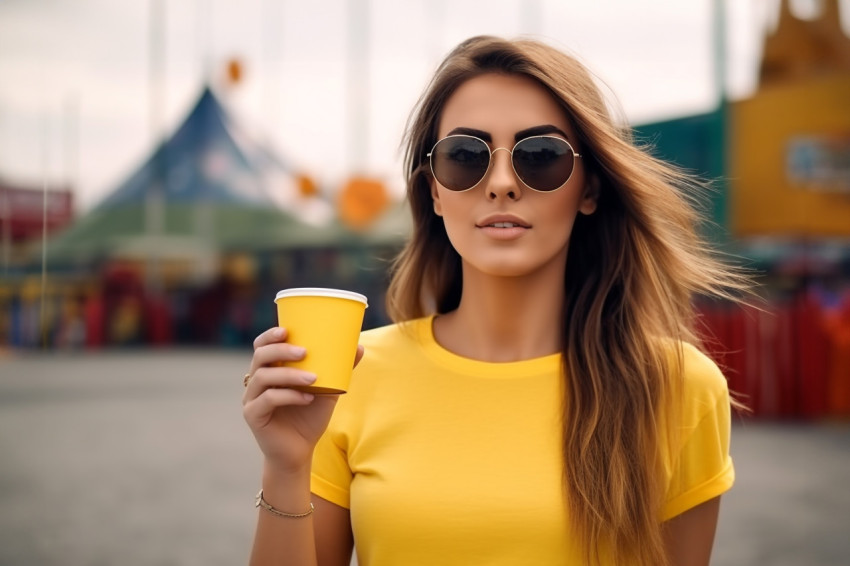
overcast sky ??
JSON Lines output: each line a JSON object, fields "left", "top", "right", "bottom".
{"left": 1, "top": 0, "right": 842, "bottom": 211}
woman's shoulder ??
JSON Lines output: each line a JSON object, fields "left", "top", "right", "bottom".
{"left": 679, "top": 342, "right": 727, "bottom": 388}
{"left": 669, "top": 341, "right": 731, "bottom": 414}
{"left": 343, "top": 317, "right": 432, "bottom": 399}
{"left": 353, "top": 317, "right": 432, "bottom": 373}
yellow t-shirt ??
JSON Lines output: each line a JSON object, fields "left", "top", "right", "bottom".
{"left": 311, "top": 316, "right": 734, "bottom": 565}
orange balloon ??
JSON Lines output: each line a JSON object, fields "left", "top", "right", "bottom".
{"left": 226, "top": 59, "right": 243, "bottom": 84}
{"left": 297, "top": 174, "right": 318, "bottom": 198}
{"left": 337, "top": 176, "right": 390, "bottom": 230}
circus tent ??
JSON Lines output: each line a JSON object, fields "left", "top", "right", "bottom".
{"left": 46, "top": 86, "right": 360, "bottom": 264}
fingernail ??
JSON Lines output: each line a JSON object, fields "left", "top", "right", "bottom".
{"left": 302, "top": 373, "right": 317, "bottom": 384}
{"left": 302, "top": 393, "right": 315, "bottom": 402}
{"left": 273, "top": 327, "right": 284, "bottom": 338}
{"left": 292, "top": 346, "right": 306, "bottom": 356}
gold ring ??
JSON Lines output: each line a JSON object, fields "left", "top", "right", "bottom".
{"left": 243, "top": 373, "right": 252, "bottom": 387}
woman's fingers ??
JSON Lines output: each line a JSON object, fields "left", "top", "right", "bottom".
{"left": 253, "top": 327, "right": 287, "bottom": 350}
{"left": 242, "top": 365, "right": 317, "bottom": 404}
{"left": 250, "top": 341, "right": 307, "bottom": 374}
{"left": 243, "top": 386, "right": 316, "bottom": 425}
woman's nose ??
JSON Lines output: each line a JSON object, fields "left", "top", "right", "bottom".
{"left": 485, "top": 148, "right": 521, "bottom": 200}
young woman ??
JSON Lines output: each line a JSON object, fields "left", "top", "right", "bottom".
{"left": 242, "top": 35, "right": 746, "bottom": 566}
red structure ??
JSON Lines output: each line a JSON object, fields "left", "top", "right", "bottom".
{"left": 0, "top": 181, "right": 74, "bottom": 242}
{"left": 697, "top": 292, "right": 849, "bottom": 420}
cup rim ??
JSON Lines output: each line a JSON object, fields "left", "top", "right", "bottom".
{"left": 275, "top": 287, "right": 368, "bottom": 306}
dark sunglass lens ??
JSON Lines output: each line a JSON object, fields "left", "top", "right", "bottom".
{"left": 431, "top": 137, "right": 490, "bottom": 191}
{"left": 512, "top": 137, "right": 574, "bottom": 191}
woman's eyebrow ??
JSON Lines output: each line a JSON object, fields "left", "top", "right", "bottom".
{"left": 445, "top": 127, "right": 491, "bottom": 142}
{"left": 444, "top": 125, "right": 570, "bottom": 143}
{"left": 515, "top": 125, "right": 570, "bottom": 141}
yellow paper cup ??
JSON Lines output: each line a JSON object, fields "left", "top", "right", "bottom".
{"left": 275, "top": 288, "right": 368, "bottom": 394}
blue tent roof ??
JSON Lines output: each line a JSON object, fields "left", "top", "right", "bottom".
{"left": 96, "top": 87, "right": 284, "bottom": 210}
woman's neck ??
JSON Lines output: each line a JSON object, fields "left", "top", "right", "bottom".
{"left": 433, "top": 264, "right": 565, "bottom": 362}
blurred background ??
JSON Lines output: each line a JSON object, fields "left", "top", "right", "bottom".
{"left": 1, "top": 0, "right": 849, "bottom": 565}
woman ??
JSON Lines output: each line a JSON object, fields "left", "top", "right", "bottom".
{"left": 242, "top": 36, "right": 747, "bottom": 566}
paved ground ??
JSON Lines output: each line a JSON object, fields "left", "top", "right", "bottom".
{"left": 0, "top": 350, "right": 848, "bottom": 566}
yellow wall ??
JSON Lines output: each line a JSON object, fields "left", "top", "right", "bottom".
{"left": 730, "top": 75, "right": 850, "bottom": 237}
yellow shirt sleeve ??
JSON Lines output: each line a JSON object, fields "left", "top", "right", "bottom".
{"left": 661, "top": 344, "right": 735, "bottom": 521}
{"left": 311, "top": 421, "right": 353, "bottom": 508}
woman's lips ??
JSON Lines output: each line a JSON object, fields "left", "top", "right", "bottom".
{"left": 475, "top": 214, "right": 530, "bottom": 229}
{"left": 477, "top": 222, "right": 530, "bottom": 239}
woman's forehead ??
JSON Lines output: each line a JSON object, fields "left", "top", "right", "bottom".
{"left": 437, "top": 73, "right": 574, "bottom": 139}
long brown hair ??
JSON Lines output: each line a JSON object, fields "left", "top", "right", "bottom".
{"left": 386, "top": 36, "right": 747, "bottom": 565}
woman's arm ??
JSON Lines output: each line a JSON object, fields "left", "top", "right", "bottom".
{"left": 247, "top": 468, "right": 353, "bottom": 566}
{"left": 243, "top": 328, "right": 363, "bottom": 566}
{"left": 248, "top": 465, "right": 317, "bottom": 565}
{"left": 662, "top": 496, "right": 721, "bottom": 566}
{"left": 313, "top": 495, "right": 355, "bottom": 566}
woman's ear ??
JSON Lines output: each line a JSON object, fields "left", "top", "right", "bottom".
{"left": 579, "top": 175, "right": 599, "bottom": 215}
{"left": 430, "top": 178, "right": 443, "bottom": 216}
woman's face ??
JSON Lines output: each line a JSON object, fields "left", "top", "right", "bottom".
{"left": 430, "top": 72, "right": 597, "bottom": 280}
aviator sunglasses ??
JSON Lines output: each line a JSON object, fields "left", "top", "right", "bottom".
{"left": 427, "top": 134, "right": 582, "bottom": 192}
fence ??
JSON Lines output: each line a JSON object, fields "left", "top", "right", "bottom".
{"left": 698, "top": 292, "right": 850, "bottom": 419}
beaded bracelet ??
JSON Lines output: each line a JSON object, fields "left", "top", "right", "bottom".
{"left": 255, "top": 489, "right": 315, "bottom": 519}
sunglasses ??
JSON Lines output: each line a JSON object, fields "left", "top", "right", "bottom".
{"left": 427, "top": 134, "right": 582, "bottom": 192}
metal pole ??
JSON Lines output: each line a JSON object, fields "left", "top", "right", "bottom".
{"left": 40, "top": 114, "right": 49, "bottom": 348}
{"left": 712, "top": 0, "right": 730, "bottom": 242}
{"left": 1, "top": 185, "right": 8, "bottom": 278}
{"left": 713, "top": 0, "right": 728, "bottom": 104}
{"left": 147, "top": 0, "right": 166, "bottom": 294}
{"left": 64, "top": 94, "right": 80, "bottom": 216}
{"left": 196, "top": 0, "right": 212, "bottom": 80}
{"left": 0, "top": 106, "right": 9, "bottom": 276}
{"left": 263, "top": 0, "right": 283, "bottom": 133}
{"left": 347, "top": 0, "right": 370, "bottom": 173}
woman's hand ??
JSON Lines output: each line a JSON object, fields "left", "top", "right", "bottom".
{"left": 242, "top": 327, "right": 364, "bottom": 476}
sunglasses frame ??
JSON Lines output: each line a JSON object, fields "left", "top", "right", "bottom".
{"left": 426, "top": 134, "right": 582, "bottom": 193}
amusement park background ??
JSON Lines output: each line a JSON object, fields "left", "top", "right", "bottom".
{"left": 1, "top": 1, "right": 850, "bottom": 565}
